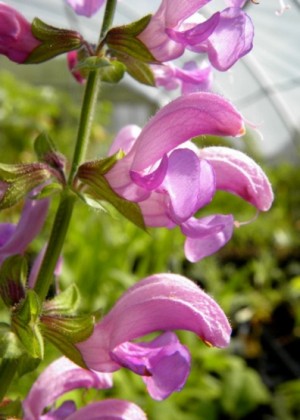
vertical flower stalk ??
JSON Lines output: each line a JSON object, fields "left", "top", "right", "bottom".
{"left": 33, "top": 0, "right": 117, "bottom": 301}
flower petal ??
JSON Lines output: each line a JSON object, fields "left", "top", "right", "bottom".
{"left": 0, "top": 224, "right": 16, "bottom": 248}
{"left": 163, "top": 149, "right": 214, "bottom": 223}
{"left": 65, "top": 0, "right": 105, "bottom": 17}
{"left": 166, "top": 12, "right": 220, "bottom": 48}
{"left": 130, "top": 92, "right": 245, "bottom": 172}
{"left": 182, "top": 214, "right": 234, "bottom": 262}
{"left": 139, "top": 192, "right": 174, "bottom": 228}
{"left": 105, "top": 154, "right": 150, "bottom": 202}
{"left": 0, "top": 198, "right": 49, "bottom": 265}
{"left": 108, "top": 125, "right": 141, "bottom": 157}
{"left": 191, "top": 8, "right": 254, "bottom": 71}
{"left": 77, "top": 273, "right": 231, "bottom": 372}
{"left": 138, "top": 0, "right": 210, "bottom": 61}
{"left": 41, "top": 400, "right": 76, "bottom": 420}
{"left": 200, "top": 147, "right": 274, "bottom": 211}
{"left": 66, "top": 399, "right": 147, "bottom": 420}
{"left": 130, "top": 155, "right": 169, "bottom": 191}
{"left": 112, "top": 332, "right": 191, "bottom": 400}
{"left": 0, "top": 3, "right": 40, "bottom": 63}
{"left": 23, "top": 356, "right": 113, "bottom": 420}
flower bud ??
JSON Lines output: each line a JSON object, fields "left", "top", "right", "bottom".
{"left": 0, "top": 3, "right": 41, "bottom": 63}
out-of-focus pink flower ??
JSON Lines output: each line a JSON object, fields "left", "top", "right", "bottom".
{"left": 104, "top": 92, "right": 273, "bottom": 261}
{"left": 0, "top": 2, "right": 41, "bottom": 63}
{"left": 0, "top": 197, "right": 49, "bottom": 266}
{"left": 152, "top": 60, "right": 212, "bottom": 94}
{"left": 77, "top": 273, "right": 231, "bottom": 400}
{"left": 23, "top": 356, "right": 145, "bottom": 419}
{"left": 65, "top": 0, "right": 106, "bottom": 17}
{"left": 139, "top": 0, "right": 254, "bottom": 71}
{"left": 67, "top": 50, "right": 86, "bottom": 84}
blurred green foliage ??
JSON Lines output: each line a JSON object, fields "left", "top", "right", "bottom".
{"left": 1, "top": 70, "right": 300, "bottom": 419}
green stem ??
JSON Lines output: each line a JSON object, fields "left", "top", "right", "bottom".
{"left": 33, "top": 0, "right": 118, "bottom": 302}
{"left": 34, "top": 67, "right": 100, "bottom": 301}
{"left": 33, "top": 190, "right": 75, "bottom": 301}
{"left": 0, "top": 359, "right": 19, "bottom": 402}
{"left": 68, "top": 70, "right": 100, "bottom": 184}
{"left": 100, "top": 0, "right": 118, "bottom": 39}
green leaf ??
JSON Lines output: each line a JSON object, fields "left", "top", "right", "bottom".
{"left": 0, "top": 255, "right": 27, "bottom": 307}
{"left": 77, "top": 159, "right": 146, "bottom": 230}
{"left": 43, "top": 284, "right": 81, "bottom": 316}
{"left": 11, "top": 290, "right": 44, "bottom": 359}
{"left": 27, "top": 18, "right": 83, "bottom": 64}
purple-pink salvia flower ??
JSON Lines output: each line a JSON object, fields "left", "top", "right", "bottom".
{"left": 65, "top": 0, "right": 106, "bottom": 17}
{"left": 23, "top": 356, "right": 112, "bottom": 419}
{"left": 76, "top": 273, "right": 231, "bottom": 400}
{"left": 168, "top": 7, "right": 254, "bottom": 71}
{"left": 23, "top": 356, "right": 146, "bottom": 419}
{"left": 0, "top": 2, "right": 41, "bottom": 63}
{"left": 0, "top": 197, "right": 49, "bottom": 266}
{"left": 67, "top": 50, "right": 86, "bottom": 84}
{"left": 139, "top": 0, "right": 254, "bottom": 71}
{"left": 152, "top": 61, "right": 213, "bottom": 94}
{"left": 104, "top": 92, "right": 273, "bottom": 261}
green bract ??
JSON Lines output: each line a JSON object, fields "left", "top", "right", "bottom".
{"left": 76, "top": 155, "right": 146, "bottom": 230}
{"left": 0, "top": 162, "right": 53, "bottom": 209}
{"left": 26, "top": 17, "right": 84, "bottom": 64}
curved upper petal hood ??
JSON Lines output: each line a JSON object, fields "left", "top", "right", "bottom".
{"left": 130, "top": 92, "right": 245, "bottom": 172}
{"left": 77, "top": 273, "right": 231, "bottom": 372}
{"left": 23, "top": 357, "right": 113, "bottom": 420}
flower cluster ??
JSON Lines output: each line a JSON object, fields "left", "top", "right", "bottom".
{"left": 0, "top": 0, "right": 275, "bottom": 419}
{"left": 103, "top": 92, "right": 273, "bottom": 262}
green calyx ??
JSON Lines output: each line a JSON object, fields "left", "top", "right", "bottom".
{"left": 0, "top": 255, "right": 27, "bottom": 307}
{"left": 76, "top": 154, "right": 146, "bottom": 230}
{"left": 26, "top": 17, "right": 84, "bottom": 64}
{"left": 0, "top": 162, "right": 53, "bottom": 210}
{"left": 40, "top": 285, "right": 95, "bottom": 368}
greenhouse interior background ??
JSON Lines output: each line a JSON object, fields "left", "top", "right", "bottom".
{"left": 0, "top": 0, "right": 300, "bottom": 419}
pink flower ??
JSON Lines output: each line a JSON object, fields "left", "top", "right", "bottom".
{"left": 67, "top": 50, "right": 86, "bottom": 84}
{"left": 139, "top": 0, "right": 254, "bottom": 70}
{"left": 104, "top": 92, "right": 273, "bottom": 261}
{"left": 152, "top": 60, "right": 213, "bottom": 94}
{"left": 0, "top": 2, "right": 41, "bottom": 63}
{"left": 77, "top": 273, "right": 231, "bottom": 400}
{"left": 23, "top": 356, "right": 146, "bottom": 419}
{"left": 0, "top": 197, "right": 49, "bottom": 266}
{"left": 65, "top": 0, "right": 106, "bottom": 17}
